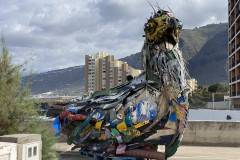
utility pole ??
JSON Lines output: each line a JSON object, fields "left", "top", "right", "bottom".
{"left": 212, "top": 93, "right": 215, "bottom": 109}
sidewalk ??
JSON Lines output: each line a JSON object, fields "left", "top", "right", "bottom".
{"left": 54, "top": 143, "right": 240, "bottom": 160}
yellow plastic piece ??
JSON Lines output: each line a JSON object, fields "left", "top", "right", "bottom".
{"left": 98, "top": 134, "right": 107, "bottom": 141}
{"left": 134, "top": 120, "right": 149, "bottom": 129}
{"left": 116, "top": 122, "right": 127, "bottom": 132}
{"left": 94, "top": 121, "right": 103, "bottom": 131}
{"left": 132, "top": 128, "right": 141, "bottom": 137}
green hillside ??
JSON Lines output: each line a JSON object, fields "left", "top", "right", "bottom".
{"left": 188, "top": 27, "right": 228, "bottom": 85}
{"left": 179, "top": 23, "right": 228, "bottom": 61}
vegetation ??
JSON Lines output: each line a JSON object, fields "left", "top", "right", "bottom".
{"left": 189, "top": 83, "right": 229, "bottom": 109}
{"left": 189, "top": 86, "right": 208, "bottom": 109}
{"left": 208, "top": 83, "right": 228, "bottom": 93}
{"left": 0, "top": 35, "right": 57, "bottom": 160}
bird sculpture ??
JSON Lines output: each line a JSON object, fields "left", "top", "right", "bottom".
{"left": 53, "top": 7, "right": 189, "bottom": 160}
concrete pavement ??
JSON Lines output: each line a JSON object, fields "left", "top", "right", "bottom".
{"left": 54, "top": 143, "right": 240, "bottom": 160}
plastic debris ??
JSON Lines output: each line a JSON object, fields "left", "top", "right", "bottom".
{"left": 53, "top": 6, "right": 190, "bottom": 160}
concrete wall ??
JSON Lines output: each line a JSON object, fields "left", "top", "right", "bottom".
{"left": 0, "top": 134, "right": 42, "bottom": 160}
{"left": 206, "top": 101, "right": 230, "bottom": 109}
{"left": 0, "top": 142, "right": 17, "bottom": 160}
{"left": 182, "top": 121, "right": 240, "bottom": 146}
{"left": 45, "top": 120, "right": 240, "bottom": 146}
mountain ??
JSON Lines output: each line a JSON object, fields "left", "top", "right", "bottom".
{"left": 24, "top": 66, "right": 85, "bottom": 95}
{"left": 188, "top": 26, "right": 228, "bottom": 85}
{"left": 179, "top": 23, "right": 228, "bottom": 61}
{"left": 26, "top": 23, "right": 228, "bottom": 95}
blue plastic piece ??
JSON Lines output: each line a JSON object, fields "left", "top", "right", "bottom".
{"left": 52, "top": 116, "right": 61, "bottom": 137}
{"left": 169, "top": 112, "right": 177, "bottom": 123}
{"left": 125, "top": 114, "right": 133, "bottom": 125}
{"left": 68, "top": 109, "right": 78, "bottom": 114}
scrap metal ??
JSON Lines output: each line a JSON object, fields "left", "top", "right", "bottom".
{"left": 53, "top": 6, "right": 190, "bottom": 160}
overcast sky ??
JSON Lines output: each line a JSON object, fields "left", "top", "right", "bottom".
{"left": 0, "top": 0, "right": 228, "bottom": 74}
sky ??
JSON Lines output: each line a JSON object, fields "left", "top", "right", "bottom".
{"left": 0, "top": 0, "right": 228, "bottom": 74}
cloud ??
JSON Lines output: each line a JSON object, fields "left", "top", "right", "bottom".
{"left": 0, "top": 0, "right": 227, "bottom": 73}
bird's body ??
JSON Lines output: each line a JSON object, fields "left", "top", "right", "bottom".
{"left": 53, "top": 8, "right": 189, "bottom": 159}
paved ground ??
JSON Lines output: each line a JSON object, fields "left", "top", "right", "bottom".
{"left": 54, "top": 143, "right": 240, "bottom": 160}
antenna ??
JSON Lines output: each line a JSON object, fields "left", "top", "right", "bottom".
{"left": 155, "top": 0, "right": 161, "bottom": 10}
{"left": 147, "top": 0, "right": 156, "bottom": 15}
{"left": 167, "top": 5, "right": 175, "bottom": 17}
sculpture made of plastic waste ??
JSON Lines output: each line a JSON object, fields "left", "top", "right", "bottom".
{"left": 53, "top": 8, "right": 189, "bottom": 160}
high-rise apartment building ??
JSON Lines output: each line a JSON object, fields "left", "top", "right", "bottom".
{"left": 85, "top": 52, "right": 142, "bottom": 93}
{"left": 186, "top": 78, "right": 198, "bottom": 94}
{"left": 228, "top": 0, "right": 240, "bottom": 109}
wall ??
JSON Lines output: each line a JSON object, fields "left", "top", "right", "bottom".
{"left": 206, "top": 101, "right": 230, "bottom": 109}
{"left": 0, "top": 142, "right": 17, "bottom": 160}
{"left": 45, "top": 120, "right": 240, "bottom": 146}
{"left": 182, "top": 121, "right": 240, "bottom": 146}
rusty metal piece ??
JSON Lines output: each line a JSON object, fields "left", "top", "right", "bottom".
{"left": 59, "top": 110, "right": 96, "bottom": 121}
{"left": 59, "top": 110, "right": 69, "bottom": 120}
{"left": 122, "top": 149, "right": 166, "bottom": 160}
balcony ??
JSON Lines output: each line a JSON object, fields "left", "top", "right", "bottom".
{"left": 232, "top": 77, "right": 236, "bottom": 82}
{"left": 232, "top": 16, "right": 235, "bottom": 24}
{"left": 232, "top": 62, "right": 236, "bottom": 67}
{"left": 237, "top": 11, "right": 240, "bottom": 18}
{"left": 237, "top": 91, "right": 240, "bottom": 96}
{"left": 237, "top": 27, "right": 240, "bottom": 33}
{"left": 238, "top": 75, "right": 240, "bottom": 80}
{"left": 232, "top": 47, "right": 236, "bottom": 53}
{"left": 237, "top": 42, "right": 240, "bottom": 49}
{"left": 237, "top": 59, "right": 240, "bottom": 64}
{"left": 232, "top": 32, "right": 235, "bottom": 39}
{"left": 231, "top": 92, "right": 236, "bottom": 96}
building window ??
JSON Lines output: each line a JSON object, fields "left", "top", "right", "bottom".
{"left": 33, "top": 146, "right": 37, "bottom": 156}
{"left": 28, "top": 147, "right": 32, "bottom": 157}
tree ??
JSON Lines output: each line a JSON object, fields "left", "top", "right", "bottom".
{"left": 0, "top": 35, "right": 58, "bottom": 160}
{"left": 208, "top": 83, "right": 227, "bottom": 93}
{"left": 0, "top": 35, "right": 36, "bottom": 135}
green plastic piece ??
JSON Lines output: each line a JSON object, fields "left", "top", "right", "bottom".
{"left": 165, "top": 140, "right": 181, "bottom": 158}
{"left": 111, "top": 128, "right": 119, "bottom": 137}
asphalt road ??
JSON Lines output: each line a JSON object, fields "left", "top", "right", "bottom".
{"left": 55, "top": 143, "right": 240, "bottom": 160}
